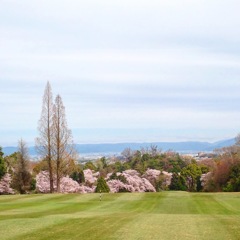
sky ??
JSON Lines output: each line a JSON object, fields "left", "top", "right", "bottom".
{"left": 1, "top": 0, "right": 240, "bottom": 146}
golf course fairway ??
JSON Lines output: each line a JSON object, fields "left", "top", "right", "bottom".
{"left": 0, "top": 192, "right": 240, "bottom": 240}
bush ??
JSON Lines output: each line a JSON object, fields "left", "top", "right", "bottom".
{"left": 70, "top": 170, "right": 85, "bottom": 184}
{"left": 95, "top": 177, "right": 110, "bottom": 193}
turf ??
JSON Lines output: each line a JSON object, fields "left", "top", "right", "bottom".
{"left": 0, "top": 192, "right": 240, "bottom": 240}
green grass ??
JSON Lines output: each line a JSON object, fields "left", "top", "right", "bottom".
{"left": 1, "top": 192, "right": 240, "bottom": 240}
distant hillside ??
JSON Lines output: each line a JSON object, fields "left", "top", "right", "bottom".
{"left": 2, "top": 138, "right": 235, "bottom": 156}
{"left": 2, "top": 146, "right": 37, "bottom": 157}
{"left": 74, "top": 138, "right": 235, "bottom": 154}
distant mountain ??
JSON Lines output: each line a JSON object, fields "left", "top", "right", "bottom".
{"left": 74, "top": 138, "right": 236, "bottom": 154}
{"left": 208, "top": 138, "right": 236, "bottom": 149}
{"left": 2, "top": 147, "right": 18, "bottom": 156}
{"left": 2, "top": 138, "right": 235, "bottom": 157}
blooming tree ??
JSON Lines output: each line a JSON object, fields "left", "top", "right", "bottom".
{"left": 83, "top": 169, "right": 98, "bottom": 186}
{"left": 60, "top": 176, "right": 81, "bottom": 193}
{"left": 36, "top": 171, "right": 56, "bottom": 193}
{"left": 160, "top": 171, "right": 173, "bottom": 187}
{"left": 36, "top": 168, "right": 174, "bottom": 194}
{"left": 107, "top": 179, "right": 134, "bottom": 193}
{"left": 107, "top": 170, "right": 156, "bottom": 193}
{"left": 36, "top": 170, "right": 97, "bottom": 193}
{"left": 142, "top": 169, "right": 161, "bottom": 184}
{"left": 142, "top": 169, "right": 172, "bottom": 190}
{"left": 79, "top": 185, "right": 96, "bottom": 193}
{"left": 0, "top": 173, "right": 14, "bottom": 194}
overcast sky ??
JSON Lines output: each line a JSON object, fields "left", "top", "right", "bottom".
{"left": 1, "top": 0, "right": 240, "bottom": 146}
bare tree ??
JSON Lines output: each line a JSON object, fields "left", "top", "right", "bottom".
{"left": 12, "top": 139, "right": 32, "bottom": 194}
{"left": 35, "top": 82, "right": 54, "bottom": 193}
{"left": 52, "top": 94, "right": 75, "bottom": 192}
{"left": 121, "top": 147, "right": 133, "bottom": 161}
{"left": 150, "top": 144, "right": 159, "bottom": 156}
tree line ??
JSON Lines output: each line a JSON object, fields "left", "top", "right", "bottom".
{"left": 2, "top": 140, "right": 240, "bottom": 193}
{"left": 1, "top": 82, "right": 240, "bottom": 194}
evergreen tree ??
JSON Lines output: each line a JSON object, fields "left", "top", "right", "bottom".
{"left": 181, "top": 162, "right": 202, "bottom": 192}
{"left": 95, "top": 177, "right": 110, "bottom": 193}
{"left": 70, "top": 169, "right": 85, "bottom": 184}
{"left": 0, "top": 147, "right": 6, "bottom": 180}
{"left": 12, "top": 139, "right": 32, "bottom": 194}
{"left": 169, "top": 172, "right": 187, "bottom": 191}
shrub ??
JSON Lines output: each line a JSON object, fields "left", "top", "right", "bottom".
{"left": 95, "top": 177, "right": 110, "bottom": 193}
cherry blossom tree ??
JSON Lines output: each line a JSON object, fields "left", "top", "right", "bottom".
{"left": 36, "top": 169, "right": 98, "bottom": 193}
{"left": 79, "top": 185, "right": 96, "bottom": 193}
{"left": 107, "top": 179, "right": 133, "bottom": 193}
{"left": 142, "top": 169, "right": 161, "bottom": 184}
{"left": 36, "top": 171, "right": 80, "bottom": 193}
{"left": 0, "top": 173, "right": 14, "bottom": 194}
{"left": 107, "top": 170, "right": 156, "bottom": 193}
{"left": 142, "top": 169, "right": 172, "bottom": 190}
{"left": 60, "top": 176, "right": 81, "bottom": 193}
{"left": 83, "top": 169, "right": 98, "bottom": 186}
{"left": 36, "top": 171, "right": 56, "bottom": 193}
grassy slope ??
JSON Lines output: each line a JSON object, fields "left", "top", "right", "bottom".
{"left": 0, "top": 192, "right": 240, "bottom": 240}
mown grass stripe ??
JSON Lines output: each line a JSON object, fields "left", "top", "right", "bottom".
{"left": 0, "top": 192, "right": 240, "bottom": 240}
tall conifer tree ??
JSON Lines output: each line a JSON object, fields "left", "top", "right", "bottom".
{"left": 53, "top": 95, "right": 74, "bottom": 192}
{"left": 36, "top": 82, "right": 54, "bottom": 193}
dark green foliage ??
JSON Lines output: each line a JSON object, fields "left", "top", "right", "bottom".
{"left": 199, "top": 164, "right": 209, "bottom": 174}
{"left": 112, "top": 161, "right": 125, "bottom": 172}
{"left": 0, "top": 147, "right": 6, "bottom": 179}
{"left": 181, "top": 163, "right": 202, "bottom": 192}
{"left": 95, "top": 177, "right": 110, "bottom": 193}
{"left": 142, "top": 153, "right": 150, "bottom": 162}
{"left": 196, "top": 176, "right": 203, "bottom": 192}
{"left": 70, "top": 170, "right": 85, "bottom": 184}
{"left": 169, "top": 172, "right": 187, "bottom": 191}
{"left": 84, "top": 161, "right": 97, "bottom": 171}
{"left": 118, "top": 187, "right": 130, "bottom": 192}
{"left": 12, "top": 171, "right": 32, "bottom": 194}
{"left": 109, "top": 172, "right": 127, "bottom": 183}
{"left": 168, "top": 154, "right": 187, "bottom": 173}
{"left": 109, "top": 172, "right": 117, "bottom": 180}
{"left": 223, "top": 164, "right": 240, "bottom": 192}
{"left": 30, "top": 178, "right": 36, "bottom": 191}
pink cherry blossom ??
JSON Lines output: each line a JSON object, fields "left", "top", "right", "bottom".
{"left": 0, "top": 173, "right": 14, "bottom": 194}
{"left": 36, "top": 171, "right": 56, "bottom": 193}
{"left": 60, "top": 176, "right": 81, "bottom": 193}
{"left": 107, "top": 170, "right": 156, "bottom": 193}
{"left": 36, "top": 170, "right": 97, "bottom": 193}
{"left": 142, "top": 169, "right": 161, "bottom": 183}
{"left": 79, "top": 185, "right": 96, "bottom": 193}
{"left": 83, "top": 169, "right": 98, "bottom": 185}
{"left": 143, "top": 169, "right": 172, "bottom": 187}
